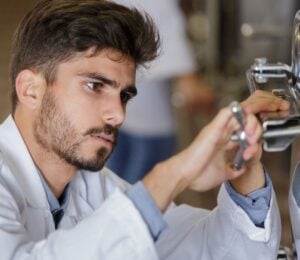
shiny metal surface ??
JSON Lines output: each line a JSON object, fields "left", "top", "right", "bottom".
{"left": 292, "top": 10, "right": 300, "bottom": 91}
{"left": 244, "top": 11, "right": 300, "bottom": 152}
{"left": 230, "top": 101, "right": 248, "bottom": 170}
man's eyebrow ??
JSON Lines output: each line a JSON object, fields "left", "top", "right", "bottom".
{"left": 78, "top": 72, "right": 136, "bottom": 91}
{"left": 78, "top": 72, "right": 116, "bottom": 86}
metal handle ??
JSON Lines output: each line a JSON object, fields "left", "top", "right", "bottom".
{"left": 229, "top": 101, "right": 248, "bottom": 171}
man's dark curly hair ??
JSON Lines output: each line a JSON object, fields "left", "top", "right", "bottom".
{"left": 10, "top": 0, "right": 160, "bottom": 112}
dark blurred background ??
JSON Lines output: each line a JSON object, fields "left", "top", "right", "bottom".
{"left": 1, "top": 0, "right": 300, "bottom": 247}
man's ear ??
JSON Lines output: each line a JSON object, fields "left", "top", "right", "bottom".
{"left": 15, "top": 69, "right": 46, "bottom": 110}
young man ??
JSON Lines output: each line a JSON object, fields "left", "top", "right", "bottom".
{"left": 0, "top": 0, "right": 284, "bottom": 259}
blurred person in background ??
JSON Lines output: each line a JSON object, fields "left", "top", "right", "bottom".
{"left": 107, "top": 0, "right": 216, "bottom": 184}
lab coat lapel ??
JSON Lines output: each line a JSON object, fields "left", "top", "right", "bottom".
{"left": 59, "top": 191, "right": 94, "bottom": 228}
{"left": 22, "top": 206, "right": 55, "bottom": 241}
{"left": 60, "top": 173, "right": 95, "bottom": 228}
{"left": 0, "top": 116, "right": 55, "bottom": 240}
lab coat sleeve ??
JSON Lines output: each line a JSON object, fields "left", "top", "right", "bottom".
{"left": 0, "top": 185, "right": 158, "bottom": 260}
{"left": 156, "top": 184, "right": 281, "bottom": 260}
{"left": 288, "top": 160, "right": 300, "bottom": 253}
{"left": 289, "top": 190, "right": 300, "bottom": 253}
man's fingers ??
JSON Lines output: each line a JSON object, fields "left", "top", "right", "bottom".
{"left": 244, "top": 114, "right": 262, "bottom": 145}
{"left": 242, "top": 90, "right": 290, "bottom": 114}
{"left": 243, "top": 145, "right": 259, "bottom": 161}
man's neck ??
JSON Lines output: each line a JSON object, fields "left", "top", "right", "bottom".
{"left": 33, "top": 152, "right": 76, "bottom": 198}
{"left": 14, "top": 112, "right": 76, "bottom": 198}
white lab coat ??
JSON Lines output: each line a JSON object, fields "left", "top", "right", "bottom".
{"left": 0, "top": 115, "right": 281, "bottom": 259}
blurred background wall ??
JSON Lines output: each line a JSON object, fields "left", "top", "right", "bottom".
{"left": 0, "top": 0, "right": 37, "bottom": 121}
{"left": 1, "top": 0, "right": 300, "bottom": 248}
{"left": 0, "top": 0, "right": 38, "bottom": 121}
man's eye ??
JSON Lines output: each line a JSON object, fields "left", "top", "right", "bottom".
{"left": 120, "top": 91, "right": 134, "bottom": 104}
{"left": 86, "top": 82, "right": 103, "bottom": 91}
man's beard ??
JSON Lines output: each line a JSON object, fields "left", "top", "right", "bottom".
{"left": 33, "top": 89, "right": 117, "bottom": 171}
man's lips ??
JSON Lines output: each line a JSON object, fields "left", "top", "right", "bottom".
{"left": 91, "top": 134, "right": 115, "bottom": 145}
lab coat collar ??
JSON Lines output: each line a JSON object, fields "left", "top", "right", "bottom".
{"left": 0, "top": 116, "right": 111, "bottom": 221}
{"left": 0, "top": 115, "right": 96, "bottom": 235}
{"left": 0, "top": 115, "right": 50, "bottom": 209}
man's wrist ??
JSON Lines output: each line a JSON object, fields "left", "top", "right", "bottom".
{"left": 230, "top": 162, "right": 265, "bottom": 195}
{"left": 225, "top": 170, "right": 271, "bottom": 227}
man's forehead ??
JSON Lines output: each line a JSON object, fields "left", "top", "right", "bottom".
{"left": 55, "top": 47, "right": 136, "bottom": 87}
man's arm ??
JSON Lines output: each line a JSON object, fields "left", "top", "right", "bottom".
{"left": 142, "top": 105, "right": 264, "bottom": 212}
{"left": 141, "top": 91, "right": 288, "bottom": 259}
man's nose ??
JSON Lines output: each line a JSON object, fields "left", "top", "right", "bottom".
{"left": 102, "top": 98, "right": 125, "bottom": 127}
